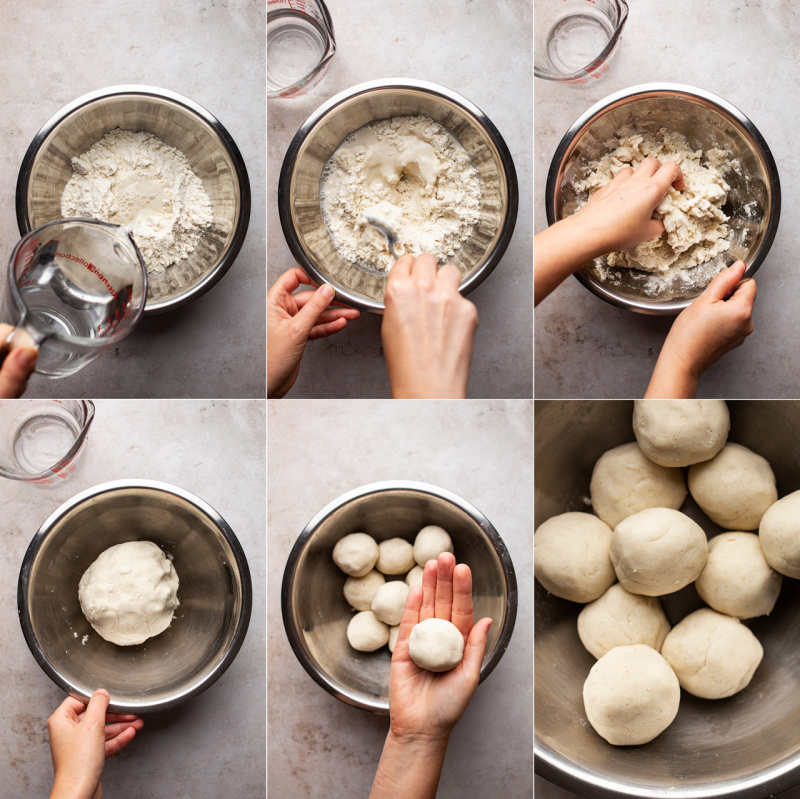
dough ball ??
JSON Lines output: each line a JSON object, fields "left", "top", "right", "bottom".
{"left": 632, "top": 399, "right": 729, "bottom": 467}
{"left": 688, "top": 443, "right": 777, "bottom": 530}
{"left": 376, "top": 537, "right": 416, "bottom": 575}
{"left": 78, "top": 540, "right": 179, "bottom": 647}
{"left": 388, "top": 624, "right": 400, "bottom": 653}
{"left": 696, "top": 532, "right": 782, "bottom": 618}
{"left": 759, "top": 490, "right": 800, "bottom": 578}
{"left": 590, "top": 442, "right": 687, "bottom": 529}
{"left": 333, "top": 533, "right": 379, "bottom": 577}
{"left": 661, "top": 608, "right": 763, "bottom": 699}
{"left": 578, "top": 583, "right": 670, "bottom": 660}
{"left": 371, "top": 580, "right": 411, "bottom": 625}
{"left": 413, "top": 525, "right": 454, "bottom": 566}
{"left": 346, "top": 610, "right": 389, "bottom": 652}
{"left": 534, "top": 512, "right": 615, "bottom": 603}
{"left": 583, "top": 644, "right": 680, "bottom": 746}
{"left": 405, "top": 565, "right": 425, "bottom": 587}
{"left": 408, "top": 618, "right": 465, "bottom": 672}
{"left": 343, "top": 569, "right": 386, "bottom": 611}
{"left": 611, "top": 507, "right": 707, "bottom": 596}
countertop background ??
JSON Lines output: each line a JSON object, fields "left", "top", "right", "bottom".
{"left": 535, "top": 0, "right": 797, "bottom": 399}
{"left": 1, "top": 400, "right": 266, "bottom": 798}
{"left": 268, "top": 0, "right": 533, "bottom": 399}
{"left": 0, "top": 0, "right": 266, "bottom": 398}
{"left": 267, "top": 399, "right": 533, "bottom": 797}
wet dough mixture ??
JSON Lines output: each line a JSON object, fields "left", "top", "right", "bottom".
{"left": 576, "top": 127, "right": 733, "bottom": 274}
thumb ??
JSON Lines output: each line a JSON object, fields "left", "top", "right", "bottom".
{"left": 703, "top": 261, "right": 747, "bottom": 302}
{"left": 84, "top": 689, "right": 110, "bottom": 726}
{"left": 0, "top": 346, "right": 37, "bottom": 398}
{"left": 292, "top": 284, "right": 335, "bottom": 336}
{"left": 460, "top": 617, "right": 493, "bottom": 677}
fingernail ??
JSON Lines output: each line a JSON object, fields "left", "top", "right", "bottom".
{"left": 321, "top": 283, "right": 335, "bottom": 300}
{"left": 16, "top": 348, "right": 37, "bottom": 368}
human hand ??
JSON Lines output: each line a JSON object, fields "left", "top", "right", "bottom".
{"left": 0, "top": 323, "right": 37, "bottom": 397}
{"left": 382, "top": 254, "right": 478, "bottom": 399}
{"left": 48, "top": 690, "right": 143, "bottom": 799}
{"left": 646, "top": 261, "right": 756, "bottom": 398}
{"left": 267, "top": 268, "right": 361, "bottom": 398}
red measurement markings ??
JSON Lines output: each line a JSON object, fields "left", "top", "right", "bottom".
{"left": 55, "top": 253, "right": 118, "bottom": 299}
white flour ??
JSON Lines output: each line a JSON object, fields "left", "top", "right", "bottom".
{"left": 320, "top": 115, "right": 481, "bottom": 271}
{"left": 61, "top": 129, "right": 213, "bottom": 275}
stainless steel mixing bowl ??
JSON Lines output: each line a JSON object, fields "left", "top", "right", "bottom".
{"left": 17, "top": 480, "right": 252, "bottom": 713}
{"left": 278, "top": 79, "right": 518, "bottom": 313}
{"left": 535, "top": 401, "right": 800, "bottom": 799}
{"left": 16, "top": 85, "right": 251, "bottom": 315}
{"left": 282, "top": 480, "right": 517, "bottom": 713}
{"left": 545, "top": 84, "right": 781, "bottom": 314}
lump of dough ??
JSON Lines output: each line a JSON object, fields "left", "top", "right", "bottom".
{"left": 343, "top": 569, "right": 385, "bottom": 611}
{"left": 660, "top": 608, "right": 763, "bottom": 699}
{"left": 388, "top": 624, "right": 400, "bottom": 653}
{"left": 696, "top": 532, "right": 782, "bottom": 618}
{"left": 371, "top": 580, "right": 411, "bottom": 625}
{"left": 333, "top": 532, "right": 379, "bottom": 577}
{"left": 405, "top": 565, "right": 425, "bottom": 587}
{"left": 408, "top": 617, "right": 465, "bottom": 672}
{"left": 583, "top": 644, "right": 680, "bottom": 745}
{"left": 534, "top": 512, "right": 616, "bottom": 603}
{"left": 759, "top": 490, "right": 800, "bottom": 578}
{"left": 346, "top": 610, "right": 389, "bottom": 651}
{"left": 413, "top": 525, "right": 454, "bottom": 566}
{"left": 578, "top": 583, "right": 670, "bottom": 659}
{"left": 632, "top": 399, "right": 729, "bottom": 467}
{"left": 688, "top": 443, "right": 777, "bottom": 530}
{"left": 78, "top": 540, "right": 179, "bottom": 647}
{"left": 610, "top": 507, "right": 707, "bottom": 596}
{"left": 376, "top": 537, "right": 416, "bottom": 575}
{"left": 590, "top": 442, "right": 687, "bottom": 529}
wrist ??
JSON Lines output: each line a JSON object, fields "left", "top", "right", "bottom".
{"left": 646, "top": 348, "right": 700, "bottom": 399}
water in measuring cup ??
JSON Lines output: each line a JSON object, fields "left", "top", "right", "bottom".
{"left": 267, "top": 10, "right": 328, "bottom": 93}
{"left": 546, "top": 11, "right": 614, "bottom": 74}
{"left": 13, "top": 412, "right": 80, "bottom": 473}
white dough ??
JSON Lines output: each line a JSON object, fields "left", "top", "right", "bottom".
{"left": 688, "top": 443, "right": 777, "bottom": 530}
{"left": 377, "top": 537, "right": 416, "bottom": 575}
{"left": 759, "top": 490, "right": 800, "bottom": 578}
{"left": 408, "top": 617, "right": 465, "bottom": 672}
{"left": 346, "top": 611, "right": 390, "bottom": 651}
{"left": 660, "top": 608, "right": 763, "bottom": 699}
{"left": 405, "top": 565, "right": 425, "bottom": 587}
{"left": 632, "top": 399, "right": 730, "bottom": 467}
{"left": 583, "top": 644, "right": 680, "bottom": 746}
{"left": 413, "top": 525, "right": 454, "bottom": 566}
{"left": 578, "top": 583, "right": 670, "bottom": 660}
{"left": 78, "top": 541, "right": 179, "bottom": 647}
{"left": 343, "top": 569, "right": 386, "bottom": 611}
{"left": 696, "top": 532, "right": 782, "bottom": 618}
{"left": 333, "top": 532, "right": 379, "bottom": 577}
{"left": 371, "top": 580, "right": 411, "bottom": 626}
{"left": 388, "top": 624, "right": 400, "bottom": 653}
{"left": 534, "top": 512, "right": 616, "bottom": 603}
{"left": 610, "top": 507, "right": 707, "bottom": 596}
{"left": 590, "top": 442, "right": 687, "bottom": 529}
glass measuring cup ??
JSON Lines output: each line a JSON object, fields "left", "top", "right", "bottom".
{"left": 267, "top": 0, "right": 336, "bottom": 99}
{"left": 0, "top": 219, "right": 147, "bottom": 378}
{"left": 535, "top": 0, "right": 629, "bottom": 84}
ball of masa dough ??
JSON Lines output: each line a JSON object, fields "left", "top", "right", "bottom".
{"left": 405, "top": 565, "right": 425, "bottom": 588}
{"left": 333, "top": 532, "right": 379, "bottom": 577}
{"left": 371, "top": 580, "right": 411, "bottom": 626}
{"left": 343, "top": 569, "right": 386, "bottom": 611}
{"left": 376, "top": 537, "right": 416, "bottom": 575}
{"left": 346, "top": 610, "right": 389, "bottom": 652}
{"left": 759, "top": 490, "right": 800, "bottom": 578}
{"left": 408, "top": 617, "right": 465, "bottom": 672}
{"left": 413, "top": 525, "right": 454, "bottom": 567}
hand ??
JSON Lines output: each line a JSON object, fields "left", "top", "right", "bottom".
{"left": 48, "top": 690, "right": 143, "bottom": 799}
{"left": 646, "top": 261, "right": 756, "bottom": 398}
{"left": 267, "top": 268, "right": 361, "bottom": 398}
{"left": 0, "top": 323, "right": 37, "bottom": 397}
{"left": 382, "top": 254, "right": 478, "bottom": 398}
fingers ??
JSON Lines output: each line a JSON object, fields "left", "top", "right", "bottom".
{"left": 104, "top": 718, "right": 143, "bottom": 741}
{"left": 409, "top": 253, "right": 438, "bottom": 282}
{"left": 451, "top": 563, "right": 475, "bottom": 639}
{"left": 0, "top": 345, "right": 37, "bottom": 398}
{"left": 729, "top": 276, "right": 757, "bottom": 310}
{"left": 436, "top": 263, "right": 462, "bottom": 292}
{"left": 294, "top": 291, "right": 360, "bottom": 315}
{"left": 635, "top": 156, "right": 661, "bottom": 179}
{"left": 304, "top": 307, "right": 360, "bottom": 327}
{"left": 388, "top": 253, "right": 415, "bottom": 283}
{"left": 642, "top": 218, "right": 666, "bottom": 241}
{"left": 49, "top": 694, "right": 88, "bottom": 725}
{"left": 704, "top": 260, "right": 748, "bottom": 302}
{"left": 460, "top": 617, "right": 493, "bottom": 678}
{"left": 650, "top": 160, "right": 683, "bottom": 195}
{"left": 292, "top": 283, "right": 337, "bottom": 335}
{"left": 307, "top": 317, "right": 349, "bottom": 340}
{"left": 434, "top": 553, "right": 456, "bottom": 620}
{"left": 105, "top": 724, "right": 138, "bottom": 759}
{"left": 84, "top": 690, "right": 111, "bottom": 728}
{"left": 393, "top": 585, "right": 423, "bottom": 662}
{"left": 270, "top": 267, "right": 314, "bottom": 298}
{"left": 419, "top": 559, "right": 438, "bottom": 622}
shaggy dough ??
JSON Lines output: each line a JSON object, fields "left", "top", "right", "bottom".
{"left": 611, "top": 507, "right": 707, "bottom": 596}
{"left": 413, "top": 525, "right": 454, "bottom": 566}
{"left": 371, "top": 580, "right": 411, "bottom": 626}
{"left": 408, "top": 618, "right": 465, "bottom": 672}
{"left": 583, "top": 644, "right": 680, "bottom": 746}
{"left": 760, "top": 490, "right": 800, "bottom": 578}
{"left": 590, "top": 442, "right": 687, "bottom": 529}
{"left": 578, "top": 583, "right": 670, "bottom": 660}
{"left": 78, "top": 541, "right": 179, "bottom": 646}
{"left": 347, "top": 610, "right": 390, "bottom": 652}
{"left": 343, "top": 569, "right": 386, "bottom": 611}
{"left": 377, "top": 537, "right": 416, "bottom": 575}
{"left": 696, "top": 532, "right": 782, "bottom": 619}
{"left": 575, "top": 128, "right": 732, "bottom": 274}
{"left": 688, "top": 443, "right": 778, "bottom": 530}
{"left": 333, "top": 532, "right": 380, "bottom": 577}
{"left": 632, "top": 399, "right": 730, "bottom": 467}
{"left": 661, "top": 608, "right": 763, "bottom": 699}
{"left": 534, "top": 512, "right": 616, "bottom": 603}
{"left": 405, "top": 565, "right": 425, "bottom": 588}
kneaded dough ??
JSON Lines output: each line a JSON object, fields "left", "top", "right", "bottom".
{"left": 688, "top": 443, "right": 778, "bottom": 530}
{"left": 377, "top": 537, "right": 416, "bottom": 575}
{"left": 590, "top": 442, "right": 687, "bottom": 529}
{"left": 611, "top": 507, "right": 707, "bottom": 596}
{"left": 696, "top": 532, "right": 782, "bottom": 619}
{"left": 534, "top": 512, "right": 616, "bottom": 603}
{"left": 578, "top": 583, "right": 670, "bottom": 660}
{"left": 371, "top": 580, "right": 411, "bottom": 626}
{"left": 632, "top": 399, "right": 729, "bottom": 467}
{"left": 333, "top": 532, "right": 379, "bottom": 577}
{"left": 661, "top": 608, "right": 763, "bottom": 699}
{"left": 405, "top": 565, "right": 425, "bottom": 587}
{"left": 413, "top": 525, "right": 454, "bottom": 566}
{"left": 388, "top": 624, "right": 400, "bottom": 653}
{"left": 583, "top": 644, "right": 680, "bottom": 746}
{"left": 343, "top": 569, "right": 386, "bottom": 611}
{"left": 759, "top": 490, "right": 800, "bottom": 579}
{"left": 347, "top": 610, "right": 390, "bottom": 651}
{"left": 78, "top": 540, "right": 179, "bottom": 646}
{"left": 408, "top": 617, "right": 465, "bottom": 672}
